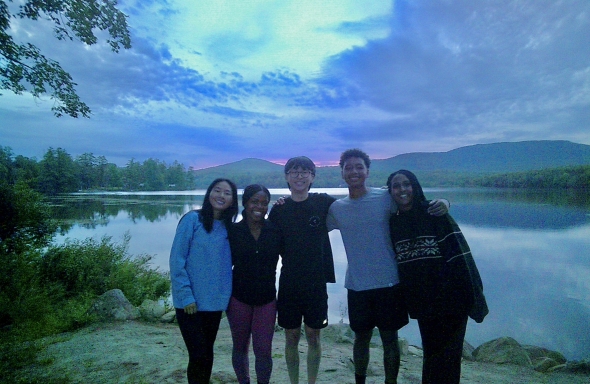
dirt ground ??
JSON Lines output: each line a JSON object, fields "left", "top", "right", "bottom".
{"left": 21, "top": 319, "right": 589, "bottom": 383}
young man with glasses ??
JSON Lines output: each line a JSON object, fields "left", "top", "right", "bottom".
{"left": 268, "top": 156, "right": 336, "bottom": 384}
{"left": 326, "top": 148, "right": 449, "bottom": 384}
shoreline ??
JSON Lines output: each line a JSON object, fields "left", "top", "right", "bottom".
{"left": 21, "top": 319, "right": 589, "bottom": 384}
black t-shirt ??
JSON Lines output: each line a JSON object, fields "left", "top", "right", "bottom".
{"left": 268, "top": 193, "right": 336, "bottom": 293}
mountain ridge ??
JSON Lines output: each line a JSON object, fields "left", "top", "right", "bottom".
{"left": 191, "top": 140, "right": 590, "bottom": 188}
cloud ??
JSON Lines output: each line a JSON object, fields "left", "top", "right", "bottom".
{"left": 1, "top": 0, "right": 589, "bottom": 168}
{"left": 324, "top": 0, "right": 590, "bottom": 154}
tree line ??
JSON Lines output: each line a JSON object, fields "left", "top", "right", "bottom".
{"left": 465, "top": 166, "right": 590, "bottom": 189}
{"left": 2, "top": 146, "right": 589, "bottom": 194}
{"left": 1, "top": 146, "right": 196, "bottom": 195}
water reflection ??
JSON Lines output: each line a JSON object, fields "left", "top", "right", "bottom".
{"left": 49, "top": 188, "right": 590, "bottom": 360}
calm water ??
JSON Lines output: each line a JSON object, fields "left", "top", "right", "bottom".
{"left": 50, "top": 188, "right": 590, "bottom": 361}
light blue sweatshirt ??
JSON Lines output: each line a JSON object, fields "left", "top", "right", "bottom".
{"left": 169, "top": 210, "right": 232, "bottom": 311}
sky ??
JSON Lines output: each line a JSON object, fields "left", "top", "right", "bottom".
{"left": 1, "top": 0, "right": 589, "bottom": 169}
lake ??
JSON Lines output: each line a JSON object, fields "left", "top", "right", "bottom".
{"left": 49, "top": 187, "right": 590, "bottom": 361}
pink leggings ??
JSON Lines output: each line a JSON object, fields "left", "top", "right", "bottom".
{"left": 226, "top": 296, "right": 277, "bottom": 384}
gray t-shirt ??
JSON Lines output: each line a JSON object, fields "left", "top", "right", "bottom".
{"left": 327, "top": 188, "right": 400, "bottom": 291}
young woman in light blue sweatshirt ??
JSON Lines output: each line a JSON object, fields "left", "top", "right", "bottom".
{"left": 170, "top": 178, "right": 238, "bottom": 384}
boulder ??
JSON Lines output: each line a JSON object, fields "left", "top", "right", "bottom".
{"left": 532, "top": 356, "right": 562, "bottom": 372}
{"left": 88, "top": 289, "right": 140, "bottom": 321}
{"left": 139, "top": 299, "right": 166, "bottom": 321}
{"left": 473, "top": 337, "right": 532, "bottom": 367}
{"left": 463, "top": 340, "right": 476, "bottom": 361}
{"left": 160, "top": 311, "right": 176, "bottom": 323}
{"left": 398, "top": 337, "right": 409, "bottom": 355}
{"left": 321, "top": 323, "right": 355, "bottom": 344}
{"left": 563, "top": 358, "right": 590, "bottom": 374}
{"left": 408, "top": 345, "right": 423, "bottom": 357}
{"left": 522, "top": 344, "right": 566, "bottom": 364}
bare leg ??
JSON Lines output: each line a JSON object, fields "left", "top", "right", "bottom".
{"left": 353, "top": 329, "right": 372, "bottom": 378}
{"left": 304, "top": 325, "right": 322, "bottom": 384}
{"left": 285, "top": 327, "right": 301, "bottom": 384}
{"left": 379, "top": 329, "right": 400, "bottom": 384}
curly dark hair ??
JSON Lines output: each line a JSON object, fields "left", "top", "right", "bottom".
{"left": 339, "top": 148, "right": 371, "bottom": 169}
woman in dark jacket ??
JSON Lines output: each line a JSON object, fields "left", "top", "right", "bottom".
{"left": 387, "top": 170, "right": 488, "bottom": 384}
{"left": 227, "top": 184, "right": 282, "bottom": 384}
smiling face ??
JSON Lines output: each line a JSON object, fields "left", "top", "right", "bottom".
{"left": 389, "top": 173, "right": 414, "bottom": 212}
{"left": 209, "top": 181, "right": 234, "bottom": 218}
{"left": 244, "top": 191, "right": 269, "bottom": 223}
{"left": 285, "top": 165, "right": 315, "bottom": 194}
{"left": 341, "top": 156, "right": 369, "bottom": 189}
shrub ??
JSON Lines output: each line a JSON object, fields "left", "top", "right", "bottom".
{"left": 39, "top": 233, "right": 170, "bottom": 306}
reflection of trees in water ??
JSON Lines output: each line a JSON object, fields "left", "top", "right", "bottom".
{"left": 436, "top": 188, "right": 589, "bottom": 209}
{"left": 424, "top": 189, "right": 590, "bottom": 230}
{"left": 127, "top": 203, "right": 187, "bottom": 223}
{"left": 48, "top": 195, "right": 203, "bottom": 229}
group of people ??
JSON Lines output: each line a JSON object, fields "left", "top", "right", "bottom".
{"left": 169, "top": 148, "right": 489, "bottom": 384}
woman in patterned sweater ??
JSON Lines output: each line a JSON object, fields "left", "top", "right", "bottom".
{"left": 387, "top": 169, "right": 488, "bottom": 384}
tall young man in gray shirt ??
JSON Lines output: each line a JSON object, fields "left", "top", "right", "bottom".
{"left": 326, "top": 148, "right": 449, "bottom": 384}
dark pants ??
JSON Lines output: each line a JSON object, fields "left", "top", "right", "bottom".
{"left": 176, "top": 309, "right": 222, "bottom": 384}
{"left": 418, "top": 314, "right": 468, "bottom": 384}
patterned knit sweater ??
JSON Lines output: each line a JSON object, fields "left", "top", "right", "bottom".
{"left": 389, "top": 203, "right": 488, "bottom": 322}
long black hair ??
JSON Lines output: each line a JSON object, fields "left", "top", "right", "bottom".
{"left": 199, "top": 178, "right": 239, "bottom": 232}
{"left": 241, "top": 184, "right": 271, "bottom": 219}
{"left": 386, "top": 169, "right": 427, "bottom": 209}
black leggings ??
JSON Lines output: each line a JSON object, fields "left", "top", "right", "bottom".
{"left": 418, "top": 314, "right": 468, "bottom": 384}
{"left": 176, "top": 309, "right": 222, "bottom": 384}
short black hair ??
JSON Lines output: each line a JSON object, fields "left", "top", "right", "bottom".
{"left": 284, "top": 156, "right": 316, "bottom": 175}
{"left": 339, "top": 149, "right": 371, "bottom": 169}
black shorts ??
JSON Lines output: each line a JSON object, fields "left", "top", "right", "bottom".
{"left": 347, "top": 285, "right": 408, "bottom": 333}
{"left": 277, "top": 284, "right": 328, "bottom": 330}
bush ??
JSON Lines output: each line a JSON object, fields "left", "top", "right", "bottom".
{"left": 3, "top": 232, "right": 170, "bottom": 343}
{"left": 0, "top": 182, "right": 170, "bottom": 381}
{"left": 40, "top": 233, "right": 170, "bottom": 306}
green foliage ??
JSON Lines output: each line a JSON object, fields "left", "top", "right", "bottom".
{"left": 0, "top": 180, "right": 169, "bottom": 345}
{"left": 3, "top": 145, "right": 590, "bottom": 193}
{"left": 0, "top": 335, "right": 43, "bottom": 384}
{"left": 40, "top": 233, "right": 169, "bottom": 306}
{"left": 0, "top": 0, "right": 131, "bottom": 117}
{"left": 38, "top": 147, "right": 79, "bottom": 194}
{"left": 0, "top": 154, "right": 171, "bottom": 382}
{"left": 468, "top": 165, "right": 590, "bottom": 189}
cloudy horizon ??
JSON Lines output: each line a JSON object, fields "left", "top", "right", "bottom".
{"left": 2, "top": 0, "right": 589, "bottom": 169}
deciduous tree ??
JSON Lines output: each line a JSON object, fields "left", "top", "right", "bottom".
{"left": 0, "top": 0, "right": 131, "bottom": 117}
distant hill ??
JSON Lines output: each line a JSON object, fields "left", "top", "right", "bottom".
{"left": 192, "top": 140, "right": 590, "bottom": 188}
{"left": 192, "top": 158, "right": 284, "bottom": 189}
{"left": 372, "top": 140, "right": 590, "bottom": 174}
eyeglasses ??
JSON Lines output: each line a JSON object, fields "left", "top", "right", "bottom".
{"left": 287, "top": 170, "right": 312, "bottom": 178}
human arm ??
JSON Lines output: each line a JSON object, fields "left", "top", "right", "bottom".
{"left": 427, "top": 198, "right": 450, "bottom": 216}
{"left": 184, "top": 302, "right": 198, "bottom": 314}
{"left": 326, "top": 203, "right": 338, "bottom": 231}
{"left": 436, "top": 214, "right": 488, "bottom": 322}
{"left": 169, "top": 212, "right": 198, "bottom": 311}
{"left": 273, "top": 196, "right": 287, "bottom": 205}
